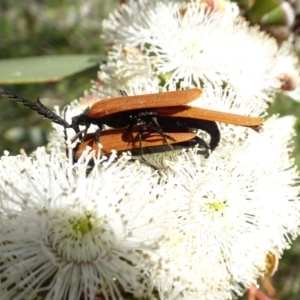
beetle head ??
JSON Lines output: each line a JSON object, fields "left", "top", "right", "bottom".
{"left": 70, "top": 107, "right": 91, "bottom": 133}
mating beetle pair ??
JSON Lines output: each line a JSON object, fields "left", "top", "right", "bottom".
{"left": 0, "top": 87, "right": 264, "bottom": 158}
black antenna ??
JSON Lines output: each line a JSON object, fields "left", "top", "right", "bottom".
{"left": 0, "top": 88, "right": 71, "bottom": 128}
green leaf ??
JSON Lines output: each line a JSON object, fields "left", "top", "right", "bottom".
{"left": 261, "top": 5, "right": 288, "bottom": 26}
{"left": 246, "top": 0, "right": 281, "bottom": 24}
{"left": 0, "top": 54, "right": 101, "bottom": 84}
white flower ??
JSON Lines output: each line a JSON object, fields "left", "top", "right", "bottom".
{"left": 272, "top": 42, "right": 300, "bottom": 93}
{"left": 143, "top": 115, "right": 300, "bottom": 299}
{"left": 190, "top": 83, "right": 267, "bottom": 115}
{"left": 92, "top": 44, "right": 154, "bottom": 95}
{"left": 101, "top": 0, "right": 300, "bottom": 101}
{"left": 0, "top": 148, "right": 167, "bottom": 300}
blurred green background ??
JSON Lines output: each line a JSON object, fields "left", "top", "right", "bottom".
{"left": 0, "top": 0, "right": 118, "bottom": 153}
{"left": 0, "top": 1, "right": 300, "bottom": 299}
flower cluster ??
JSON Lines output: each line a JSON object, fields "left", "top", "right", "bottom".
{"left": 1, "top": 0, "right": 300, "bottom": 299}
{"left": 100, "top": 0, "right": 300, "bottom": 102}
{"left": 0, "top": 149, "right": 169, "bottom": 300}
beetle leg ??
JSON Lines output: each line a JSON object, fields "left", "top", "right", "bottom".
{"left": 149, "top": 116, "right": 176, "bottom": 145}
{"left": 127, "top": 123, "right": 134, "bottom": 132}
{"left": 70, "top": 128, "right": 87, "bottom": 143}
{"left": 62, "top": 107, "right": 69, "bottom": 146}
{"left": 192, "top": 136, "right": 211, "bottom": 158}
{"left": 119, "top": 90, "right": 128, "bottom": 96}
{"left": 94, "top": 128, "right": 101, "bottom": 145}
{"left": 136, "top": 121, "right": 150, "bottom": 154}
{"left": 136, "top": 120, "right": 175, "bottom": 154}
{"left": 71, "top": 124, "right": 89, "bottom": 141}
{"left": 138, "top": 127, "right": 145, "bottom": 155}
